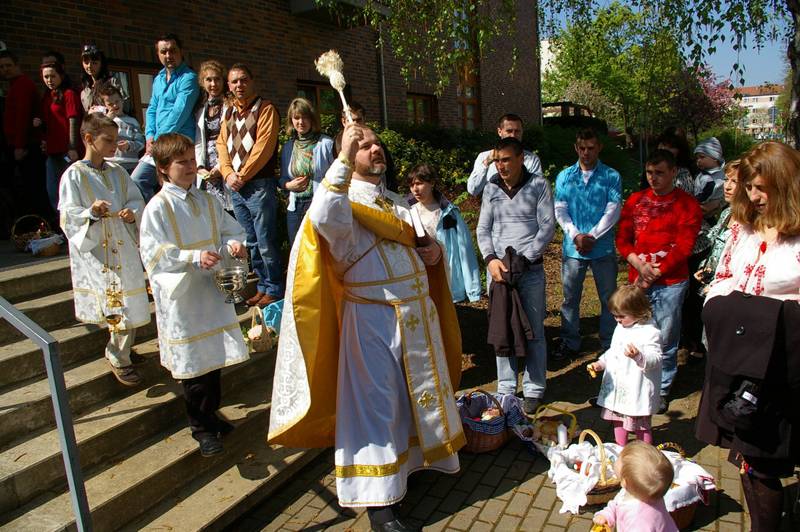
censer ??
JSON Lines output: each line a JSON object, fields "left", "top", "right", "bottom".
{"left": 101, "top": 214, "right": 124, "bottom": 332}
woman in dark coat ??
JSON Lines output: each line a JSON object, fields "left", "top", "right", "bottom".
{"left": 696, "top": 141, "right": 800, "bottom": 531}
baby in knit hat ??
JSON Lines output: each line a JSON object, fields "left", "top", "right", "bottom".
{"left": 693, "top": 137, "right": 726, "bottom": 217}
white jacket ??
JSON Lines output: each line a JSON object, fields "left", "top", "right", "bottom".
{"left": 596, "top": 321, "right": 662, "bottom": 416}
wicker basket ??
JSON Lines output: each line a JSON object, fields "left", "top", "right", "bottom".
{"left": 579, "top": 429, "right": 622, "bottom": 506}
{"left": 460, "top": 389, "right": 510, "bottom": 454}
{"left": 246, "top": 307, "right": 275, "bottom": 353}
{"left": 533, "top": 403, "right": 579, "bottom": 446}
{"left": 658, "top": 442, "right": 700, "bottom": 530}
{"left": 11, "top": 215, "right": 53, "bottom": 252}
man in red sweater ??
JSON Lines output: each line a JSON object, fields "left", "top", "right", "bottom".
{"left": 616, "top": 149, "right": 702, "bottom": 413}
{"left": 1, "top": 49, "right": 44, "bottom": 222}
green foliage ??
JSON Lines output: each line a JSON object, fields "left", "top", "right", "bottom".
{"left": 369, "top": 122, "right": 639, "bottom": 210}
{"left": 542, "top": 2, "right": 684, "bottom": 133}
{"left": 316, "top": 0, "right": 516, "bottom": 95}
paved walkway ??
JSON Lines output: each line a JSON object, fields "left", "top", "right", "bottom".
{"left": 235, "top": 357, "right": 799, "bottom": 531}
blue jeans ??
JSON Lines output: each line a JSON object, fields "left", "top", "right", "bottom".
{"left": 495, "top": 266, "right": 548, "bottom": 398}
{"left": 231, "top": 178, "right": 284, "bottom": 297}
{"left": 286, "top": 197, "right": 312, "bottom": 251}
{"left": 46, "top": 155, "right": 69, "bottom": 210}
{"left": 130, "top": 158, "right": 158, "bottom": 202}
{"left": 560, "top": 254, "right": 618, "bottom": 351}
{"left": 647, "top": 280, "right": 688, "bottom": 397}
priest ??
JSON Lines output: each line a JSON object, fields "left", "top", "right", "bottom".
{"left": 268, "top": 123, "right": 464, "bottom": 532}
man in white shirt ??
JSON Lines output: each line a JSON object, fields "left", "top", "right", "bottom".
{"left": 467, "top": 113, "right": 543, "bottom": 197}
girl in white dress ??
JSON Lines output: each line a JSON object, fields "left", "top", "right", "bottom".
{"left": 587, "top": 285, "right": 662, "bottom": 446}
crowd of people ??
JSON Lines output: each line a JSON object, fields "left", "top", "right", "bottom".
{"left": 1, "top": 32, "right": 798, "bottom": 532}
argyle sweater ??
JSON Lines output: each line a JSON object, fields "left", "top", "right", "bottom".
{"left": 218, "top": 95, "right": 278, "bottom": 182}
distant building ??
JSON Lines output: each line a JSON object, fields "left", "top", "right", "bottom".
{"left": 735, "top": 84, "right": 783, "bottom": 140}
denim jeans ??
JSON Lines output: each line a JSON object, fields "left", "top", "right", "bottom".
{"left": 495, "top": 266, "right": 548, "bottom": 398}
{"left": 130, "top": 158, "right": 158, "bottom": 202}
{"left": 286, "top": 197, "right": 312, "bottom": 251}
{"left": 46, "top": 155, "right": 69, "bottom": 210}
{"left": 647, "top": 280, "right": 688, "bottom": 397}
{"left": 560, "top": 254, "right": 618, "bottom": 351}
{"left": 231, "top": 177, "right": 284, "bottom": 297}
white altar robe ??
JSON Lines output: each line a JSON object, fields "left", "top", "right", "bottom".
{"left": 58, "top": 161, "right": 150, "bottom": 329}
{"left": 139, "top": 182, "right": 249, "bottom": 379}
{"left": 305, "top": 161, "right": 462, "bottom": 507}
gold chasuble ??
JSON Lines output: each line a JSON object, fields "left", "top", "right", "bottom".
{"left": 269, "top": 159, "right": 464, "bottom": 508}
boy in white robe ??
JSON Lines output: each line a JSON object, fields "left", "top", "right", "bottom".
{"left": 139, "top": 133, "right": 249, "bottom": 457}
{"left": 59, "top": 113, "right": 150, "bottom": 386}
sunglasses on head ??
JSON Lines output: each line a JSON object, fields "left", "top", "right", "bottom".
{"left": 82, "top": 44, "right": 100, "bottom": 56}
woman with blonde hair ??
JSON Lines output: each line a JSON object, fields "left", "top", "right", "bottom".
{"left": 194, "top": 60, "right": 230, "bottom": 211}
{"left": 697, "top": 141, "right": 800, "bottom": 531}
{"left": 279, "top": 97, "right": 334, "bottom": 248}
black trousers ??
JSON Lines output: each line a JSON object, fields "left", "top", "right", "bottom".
{"left": 181, "top": 369, "right": 225, "bottom": 440}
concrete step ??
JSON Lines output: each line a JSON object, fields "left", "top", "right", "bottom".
{"left": 124, "top": 444, "right": 322, "bottom": 532}
{"left": 0, "top": 290, "right": 79, "bottom": 345}
{"left": 0, "top": 310, "right": 157, "bottom": 389}
{"left": 0, "top": 306, "right": 252, "bottom": 447}
{"left": 0, "top": 347, "right": 276, "bottom": 515}
{"left": 0, "top": 365, "right": 278, "bottom": 532}
{"left": 0, "top": 257, "right": 71, "bottom": 304}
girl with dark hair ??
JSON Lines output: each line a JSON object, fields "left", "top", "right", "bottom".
{"left": 34, "top": 62, "right": 82, "bottom": 210}
{"left": 80, "top": 44, "right": 126, "bottom": 113}
{"left": 406, "top": 163, "right": 481, "bottom": 303}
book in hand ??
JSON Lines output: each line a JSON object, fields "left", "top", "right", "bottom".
{"left": 409, "top": 207, "right": 433, "bottom": 247}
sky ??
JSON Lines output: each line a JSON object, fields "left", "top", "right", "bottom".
{"left": 707, "top": 39, "right": 787, "bottom": 87}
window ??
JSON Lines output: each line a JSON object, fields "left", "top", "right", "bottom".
{"left": 297, "top": 81, "right": 349, "bottom": 119}
{"left": 457, "top": 66, "right": 480, "bottom": 130}
{"left": 406, "top": 93, "right": 437, "bottom": 124}
{"left": 109, "top": 63, "right": 160, "bottom": 128}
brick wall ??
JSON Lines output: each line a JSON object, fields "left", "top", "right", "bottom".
{"left": 478, "top": 0, "right": 541, "bottom": 130}
{"left": 2, "top": 0, "right": 539, "bottom": 131}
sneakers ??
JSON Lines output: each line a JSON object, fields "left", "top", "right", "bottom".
{"left": 523, "top": 397, "right": 540, "bottom": 415}
{"left": 657, "top": 397, "right": 669, "bottom": 415}
{"left": 552, "top": 343, "right": 578, "bottom": 360}
{"left": 198, "top": 434, "right": 224, "bottom": 457}
{"left": 109, "top": 363, "right": 142, "bottom": 386}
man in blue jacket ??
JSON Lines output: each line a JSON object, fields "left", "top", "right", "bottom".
{"left": 553, "top": 128, "right": 622, "bottom": 359}
{"left": 130, "top": 34, "right": 199, "bottom": 201}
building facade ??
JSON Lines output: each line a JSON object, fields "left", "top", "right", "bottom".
{"left": 735, "top": 84, "right": 783, "bottom": 140}
{"left": 2, "top": 0, "right": 541, "bottom": 132}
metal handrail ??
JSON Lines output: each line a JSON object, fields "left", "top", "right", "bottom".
{"left": 0, "top": 296, "right": 91, "bottom": 531}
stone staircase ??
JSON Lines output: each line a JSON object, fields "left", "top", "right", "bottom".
{"left": 0, "top": 257, "right": 322, "bottom": 531}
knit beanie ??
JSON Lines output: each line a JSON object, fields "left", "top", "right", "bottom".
{"left": 694, "top": 137, "right": 724, "bottom": 165}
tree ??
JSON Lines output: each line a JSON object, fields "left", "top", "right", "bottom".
{"left": 661, "top": 65, "right": 737, "bottom": 140}
{"left": 541, "top": 2, "right": 684, "bottom": 134}
{"left": 324, "top": 0, "right": 794, "bottom": 141}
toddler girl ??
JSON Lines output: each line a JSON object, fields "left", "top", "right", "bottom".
{"left": 587, "top": 284, "right": 662, "bottom": 446}
{"left": 593, "top": 441, "right": 678, "bottom": 531}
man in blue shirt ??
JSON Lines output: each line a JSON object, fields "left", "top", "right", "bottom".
{"left": 130, "top": 34, "right": 199, "bottom": 201}
{"left": 553, "top": 129, "right": 622, "bottom": 359}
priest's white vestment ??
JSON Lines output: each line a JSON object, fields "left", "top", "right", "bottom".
{"left": 139, "top": 182, "right": 248, "bottom": 379}
{"left": 268, "top": 160, "right": 465, "bottom": 507}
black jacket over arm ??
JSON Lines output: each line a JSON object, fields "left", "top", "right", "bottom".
{"left": 696, "top": 291, "right": 800, "bottom": 466}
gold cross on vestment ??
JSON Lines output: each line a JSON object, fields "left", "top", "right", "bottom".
{"left": 417, "top": 391, "right": 435, "bottom": 409}
{"left": 405, "top": 314, "right": 420, "bottom": 332}
{"left": 411, "top": 277, "right": 425, "bottom": 295}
